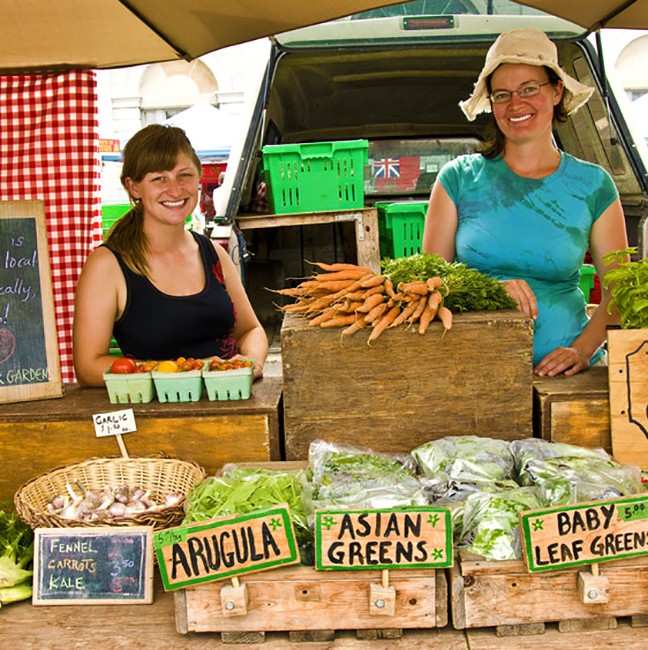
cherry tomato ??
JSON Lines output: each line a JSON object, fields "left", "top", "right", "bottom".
{"left": 110, "top": 357, "right": 138, "bottom": 374}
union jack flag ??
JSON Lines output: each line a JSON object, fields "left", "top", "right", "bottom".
{"left": 373, "top": 157, "right": 400, "bottom": 178}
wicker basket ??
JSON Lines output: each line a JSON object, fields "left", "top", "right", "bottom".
{"left": 14, "top": 456, "right": 206, "bottom": 530}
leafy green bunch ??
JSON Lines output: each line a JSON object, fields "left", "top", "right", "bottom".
{"left": 602, "top": 248, "right": 648, "bottom": 329}
{"left": 0, "top": 505, "right": 34, "bottom": 607}
{"left": 381, "top": 253, "right": 517, "bottom": 312}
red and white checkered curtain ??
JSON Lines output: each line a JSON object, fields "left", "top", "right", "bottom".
{"left": 0, "top": 71, "right": 102, "bottom": 383}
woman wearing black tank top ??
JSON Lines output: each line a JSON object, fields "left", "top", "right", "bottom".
{"left": 73, "top": 125, "right": 268, "bottom": 387}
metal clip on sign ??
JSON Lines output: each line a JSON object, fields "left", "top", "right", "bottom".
{"left": 369, "top": 568, "right": 395, "bottom": 617}
{"left": 577, "top": 563, "right": 610, "bottom": 604}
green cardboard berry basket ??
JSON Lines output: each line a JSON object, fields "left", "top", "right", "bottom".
{"left": 103, "top": 370, "right": 155, "bottom": 404}
{"left": 202, "top": 360, "right": 254, "bottom": 401}
{"left": 152, "top": 369, "right": 203, "bottom": 403}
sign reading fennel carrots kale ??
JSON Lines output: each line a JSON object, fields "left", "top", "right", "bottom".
{"left": 315, "top": 507, "right": 453, "bottom": 571}
{"left": 272, "top": 254, "right": 516, "bottom": 343}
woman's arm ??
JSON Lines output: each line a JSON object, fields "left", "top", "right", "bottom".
{"left": 214, "top": 242, "right": 269, "bottom": 379}
{"left": 534, "top": 197, "right": 629, "bottom": 377}
{"left": 73, "top": 247, "right": 124, "bottom": 387}
{"left": 421, "top": 180, "right": 458, "bottom": 261}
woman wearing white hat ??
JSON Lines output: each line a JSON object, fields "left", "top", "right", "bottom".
{"left": 422, "top": 29, "right": 629, "bottom": 377}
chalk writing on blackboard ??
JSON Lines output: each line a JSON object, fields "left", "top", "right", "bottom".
{"left": 33, "top": 526, "right": 154, "bottom": 605}
{"left": 0, "top": 201, "right": 61, "bottom": 403}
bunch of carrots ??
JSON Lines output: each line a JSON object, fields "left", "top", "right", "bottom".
{"left": 273, "top": 261, "right": 452, "bottom": 344}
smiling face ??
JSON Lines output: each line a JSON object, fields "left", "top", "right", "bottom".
{"left": 125, "top": 152, "right": 201, "bottom": 227}
{"left": 489, "top": 63, "right": 563, "bottom": 146}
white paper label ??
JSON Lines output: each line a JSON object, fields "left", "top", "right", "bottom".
{"left": 92, "top": 409, "right": 137, "bottom": 437}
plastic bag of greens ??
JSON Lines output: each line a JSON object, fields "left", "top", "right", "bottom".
{"left": 459, "top": 486, "right": 542, "bottom": 561}
{"left": 511, "top": 439, "right": 642, "bottom": 505}
{"left": 412, "top": 435, "right": 515, "bottom": 483}
{"left": 306, "top": 440, "right": 426, "bottom": 514}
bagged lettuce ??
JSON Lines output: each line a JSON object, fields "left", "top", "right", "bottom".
{"left": 510, "top": 439, "right": 642, "bottom": 506}
{"left": 306, "top": 440, "right": 426, "bottom": 513}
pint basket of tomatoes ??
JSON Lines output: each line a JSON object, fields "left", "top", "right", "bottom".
{"left": 202, "top": 357, "right": 255, "bottom": 401}
{"left": 103, "top": 357, "right": 157, "bottom": 404}
{"left": 151, "top": 357, "right": 205, "bottom": 403}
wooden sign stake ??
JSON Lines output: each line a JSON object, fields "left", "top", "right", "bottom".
{"left": 370, "top": 569, "right": 395, "bottom": 617}
{"left": 221, "top": 576, "right": 249, "bottom": 617}
{"left": 577, "top": 564, "right": 609, "bottom": 605}
{"left": 116, "top": 434, "right": 130, "bottom": 458}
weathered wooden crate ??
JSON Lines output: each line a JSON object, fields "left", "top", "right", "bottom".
{"left": 533, "top": 367, "right": 611, "bottom": 453}
{"left": 450, "top": 551, "right": 648, "bottom": 635}
{"left": 175, "top": 564, "right": 448, "bottom": 643}
{"left": 281, "top": 310, "right": 534, "bottom": 460}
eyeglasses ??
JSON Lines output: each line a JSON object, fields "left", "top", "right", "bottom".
{"left": 489, "top": 81, "right": 551, "bottom": 105}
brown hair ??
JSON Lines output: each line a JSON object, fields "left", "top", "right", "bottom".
{"left": 479, "top": 67, "right": 569, "bottom": 159}
{"left": 105, "top": 124, "right": 202, "bottom": 275}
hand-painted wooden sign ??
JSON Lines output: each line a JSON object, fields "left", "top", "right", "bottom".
{"left": 153, "top": 504, "right": 299, "bottom": 590}
{"left": 33, "top": 526, "right": 154, "bottom": 605}
{"left": 314, "top": 507, "right": 453, "bottom": 571}
{"left": 521, "top": 494, "right": 648, "bottom": 572}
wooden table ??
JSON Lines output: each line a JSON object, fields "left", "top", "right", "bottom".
{"left": 237, "top": 207, "right": 381, "bottom": 273}
{"left": 0, "top": 377, "right": 283, "bottom": 503}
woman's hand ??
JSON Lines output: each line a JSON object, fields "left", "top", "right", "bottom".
{"left": 502, "top": 279, "right": 538, "bottom": 320}
{"left": 534, "top": 346, "right": 590, "bottom": 377}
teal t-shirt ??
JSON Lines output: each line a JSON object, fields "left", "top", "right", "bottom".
{"left": 437, "top": 152, "right": 618, "bottom": 366}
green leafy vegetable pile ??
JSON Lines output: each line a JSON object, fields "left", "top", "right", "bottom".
{"left": 0, "top": 505, "right": 34, "bottom": 607}
{"left": 182, "top": 465, "right": 311, "bottom": 548}
{"left": 602, "top": 247, "right": 648, "bottom": 329}
{"left": 381, "top": 253, "right": 517, "bottom": 312}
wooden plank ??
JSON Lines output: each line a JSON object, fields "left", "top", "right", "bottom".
{"left": 608, "top": 329, "right": 648, "bottom": 469}
{"left": 281, "top": 310, "right": 533, "bottom": 459}
{"left": 450, "top": 556, "right": 648, "bottom": 629}
{"left": 1, "top": 379, "right": 283, "bottom": 502}
{"left": 180, "top": 565, "right": 442, "bottom": 633}
{"left": 238, "top": 208, "right": 381, "bottom": 273}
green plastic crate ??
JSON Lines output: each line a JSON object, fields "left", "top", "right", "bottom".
{"left": 203, "top": 366, "right": 254, "bottom": 401}
{"left": 262, "top": 140, "right": 368, "bottom": 214}
{"left": 377, "top": 201, "right": 428, "bottom": 258}
{"left": 579, "top": 264, "right": 596, "bottom": 302}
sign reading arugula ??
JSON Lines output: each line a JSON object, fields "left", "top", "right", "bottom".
{"left": 315, "top": 507, "right": 453, "bottom": 571}
{"left": 153, "top": 504, "right": 299, "bottom": 590}
{"left": 521, "top": 493, "right": 648, "bottom": 572}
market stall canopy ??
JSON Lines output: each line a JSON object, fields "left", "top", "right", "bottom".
{"left": 164, "top": 103, "right": 242, "bottom": 157}
{"left": 513, "top": 1, "right": 648, "bottom": 31}
{"left": 0, "top": 0, "right": 407, "bottom": 73}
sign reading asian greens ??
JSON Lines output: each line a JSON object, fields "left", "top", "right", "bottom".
{"left": 315, "top": 507, "right": 453, "bottom": 571}
{"left": 521, "top": 494, "right": 648, "bottom": 572}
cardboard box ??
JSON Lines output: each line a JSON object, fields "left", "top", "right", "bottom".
{"left": 281, "top": 310, "right": 534, "bottom": 459}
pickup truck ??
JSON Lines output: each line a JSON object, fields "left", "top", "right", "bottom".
{"left": 218, "top": 0, "right": 648, "bottom": 322}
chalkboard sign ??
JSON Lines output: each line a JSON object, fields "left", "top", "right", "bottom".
{"left": 33, "top": 526, "right": 154, "bottom": 605}
{"left": 0, "top": 200, "right": 62, "bottom": 403}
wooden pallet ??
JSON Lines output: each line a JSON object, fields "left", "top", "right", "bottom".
{"left": 450, "top": 551, "right": 648, "bottom": 636}
{"left": 175, "top": 564, "right": 448, "bottom": 643}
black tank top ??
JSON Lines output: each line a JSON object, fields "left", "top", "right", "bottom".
{"left": 110, "top": 232, "right": 237, "bottom": 361}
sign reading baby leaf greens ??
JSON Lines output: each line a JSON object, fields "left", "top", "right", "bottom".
{"left": 315, "top": 507, "right": 453, "bottom": 571}
{"left": 521, "top": 494, "right": 648, "bottom": 573}
{"left": 153, "top": 504, "right": 299, "bottom": 590}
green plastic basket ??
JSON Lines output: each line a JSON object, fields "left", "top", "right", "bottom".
{"left": 152, "top": 370, "right": 203, "bottom": 403}
{"left": 262, "top": 140, "right": 368, "bottom": 214}
{"left": 579, "top": 264, "right": 596, "bottom": 302}
{"left": 103, "top": 371, "right": 155, "bottom": 404}
{"left": 377, "top": 201, "right": 428, "bottom": 258}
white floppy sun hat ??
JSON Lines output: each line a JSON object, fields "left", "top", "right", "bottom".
{"left": 459, "top": 29, "right": 595, "bottom": 121}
